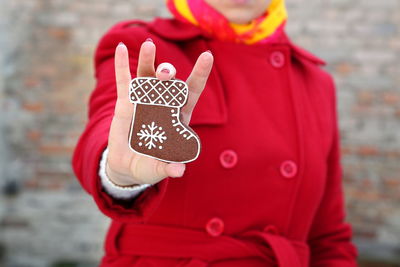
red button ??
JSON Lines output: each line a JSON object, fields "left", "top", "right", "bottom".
{"left": 280, "top": 160, "right": 298, "bottom": 178}
{"left": 206, "top": 217, "right": 224, "bottom": 237}
{"left": 270, "top": 51, "right": 285, "bottom": 68}
{"left": 219, "top": 150, "right": 238, "bottom": 169}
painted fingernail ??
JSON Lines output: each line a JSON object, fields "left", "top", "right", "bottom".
{"left": 161, "top": 68, "right": 170, "bottom": 74}
{"left": 146, "top": 37, "right": 153, "bottom": 43}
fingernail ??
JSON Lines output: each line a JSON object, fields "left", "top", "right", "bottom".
{"left": 169, "top": 164, "right": 185, "bottom": 178}
{"left": 161, "top": 68, "right": 170, "bottom": 74}
{"left": 206, "top": 50, "right": 212, "bottom": 55}
{"left": 177, "top": 165, "right": 186, "bottom": 177}
{"left": 146, "top": 37, "right": 153, "bottom": 43}
{"left": 118, "top": 42, "right": 125, "bottom": 46}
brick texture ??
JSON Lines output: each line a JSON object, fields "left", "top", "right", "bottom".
{"left": 0, "top": 0, "right": 399, "bottom": 266}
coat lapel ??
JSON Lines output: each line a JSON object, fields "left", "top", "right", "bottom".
{"left": 148, "top": 18, "right": 228, "bottom": 126}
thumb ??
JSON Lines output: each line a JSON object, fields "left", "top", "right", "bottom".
{"left": 164, "top": 163, "right": 186, "bottom": 178}
{"left": 130, "top": 156, "right": 186, "bottom": 184}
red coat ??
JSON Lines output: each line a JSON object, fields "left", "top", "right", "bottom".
{"left": 72, "top": 18, "right": 358, "bottom": 267}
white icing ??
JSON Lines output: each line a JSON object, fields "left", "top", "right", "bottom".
{"left": 137, "top": 122, "right": 167, "bottom": 150}
{"left": 128, "top": 78, "right": 201, "bottom": 163}
{"left": 129, "top": 77, "right": 189, "bottom": 108}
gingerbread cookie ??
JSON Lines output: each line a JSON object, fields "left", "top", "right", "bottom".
{"left": 128, "top": 77, "right": 201, "bottom": 163}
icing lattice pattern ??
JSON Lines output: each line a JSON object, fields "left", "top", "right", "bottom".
{"left": 130, "top": 78, "right": 188, "bottom": 107}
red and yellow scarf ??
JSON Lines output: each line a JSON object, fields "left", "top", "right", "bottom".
{"left": 166, "top": 0, "right": 287, "bottom": 44}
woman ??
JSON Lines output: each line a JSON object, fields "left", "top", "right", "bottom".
{"left": 72, "top": 0, "right": 358, "bottom": 266}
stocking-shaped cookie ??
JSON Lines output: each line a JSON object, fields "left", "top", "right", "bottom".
{"left": 128, "top": 77, "right": 201, "bottom": 163}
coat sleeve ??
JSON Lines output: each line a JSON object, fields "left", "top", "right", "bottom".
{"left": 308, "top": 77, "right": 358, "bottom": 266}
{"left": 72, "top": 23, "right": 170, "bottom": 223}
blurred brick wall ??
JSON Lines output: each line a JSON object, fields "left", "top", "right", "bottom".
{"left": 0, "top": 0, "right": 399, "bottom": 266}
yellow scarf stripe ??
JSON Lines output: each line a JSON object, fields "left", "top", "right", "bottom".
{"left": 173, "top": 0, "right": 198, "bottom": 25}
{"left": 167, "top": 0, "right": 287, "bottom": 44}
{"left": 231, "top": 0, "right": 287, "bottom": 44}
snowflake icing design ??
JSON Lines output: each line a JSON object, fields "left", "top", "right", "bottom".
{"left": 137, "top": 122, "right": 167, "bottom": 150}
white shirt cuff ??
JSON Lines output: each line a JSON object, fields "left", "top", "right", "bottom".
{"left": 99, "top": 147, "right": 151, "bottom": 199}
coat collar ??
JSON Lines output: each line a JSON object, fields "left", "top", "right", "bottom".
{"left": 145, "top": 17, "right": 325, "bottom": 126}
{"left": 147, "top": 17, "right": 206, "bottom": 41}
{"left": 289, "top": 42, "right": 326, "bottom": 66}
{"left": 148, "top": 17, "right": 325, "bottom": 66}
{"left": 148, "top": 17, "right": 291, "bottom": 45}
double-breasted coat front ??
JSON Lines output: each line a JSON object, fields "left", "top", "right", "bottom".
{"left": 72, "top": 18, "right": 358, "bottom": 267}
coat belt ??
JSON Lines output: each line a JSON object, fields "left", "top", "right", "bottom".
{"left": 107, "top": 222, "right": 309, "bottom": 267}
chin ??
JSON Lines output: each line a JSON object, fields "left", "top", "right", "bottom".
{"left": 224, "top": 11, "right": 257, "bottom": 24}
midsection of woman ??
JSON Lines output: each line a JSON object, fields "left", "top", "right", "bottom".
{"left": 72, "top": 0, "right": 357, "bottom": 266}
{"left": 150, "top": 37, "right": 324, "bottom": 233}
{"left": 94, "top": 17, "right": 352, "bottom": 266}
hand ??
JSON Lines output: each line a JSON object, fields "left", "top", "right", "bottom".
{"left": 105, "top": 40, "right": 213, "bottom": 186}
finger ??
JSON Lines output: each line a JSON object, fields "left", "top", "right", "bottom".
{"left": 114, "top": 42, "right": 133, "bottom": 118}
{"left": 155, "top": 161, "right": 186, "bottom": 179}
{"left": 131, "top": 156, "right": 186, "bottom": 183}
{"left": 156, "top": 62, "right": 177, "bottom": 81}
{"left": 181, "top": 51, "right": 213, "bottom": 123}
{"left": 108, "top": 43, "right": 136, "bottom": 161}
{"left": 137, "top": 39, "right": 156, "bottom": 77}
{"left": 165, "top": 163, "right": 186, "bottom": 178}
